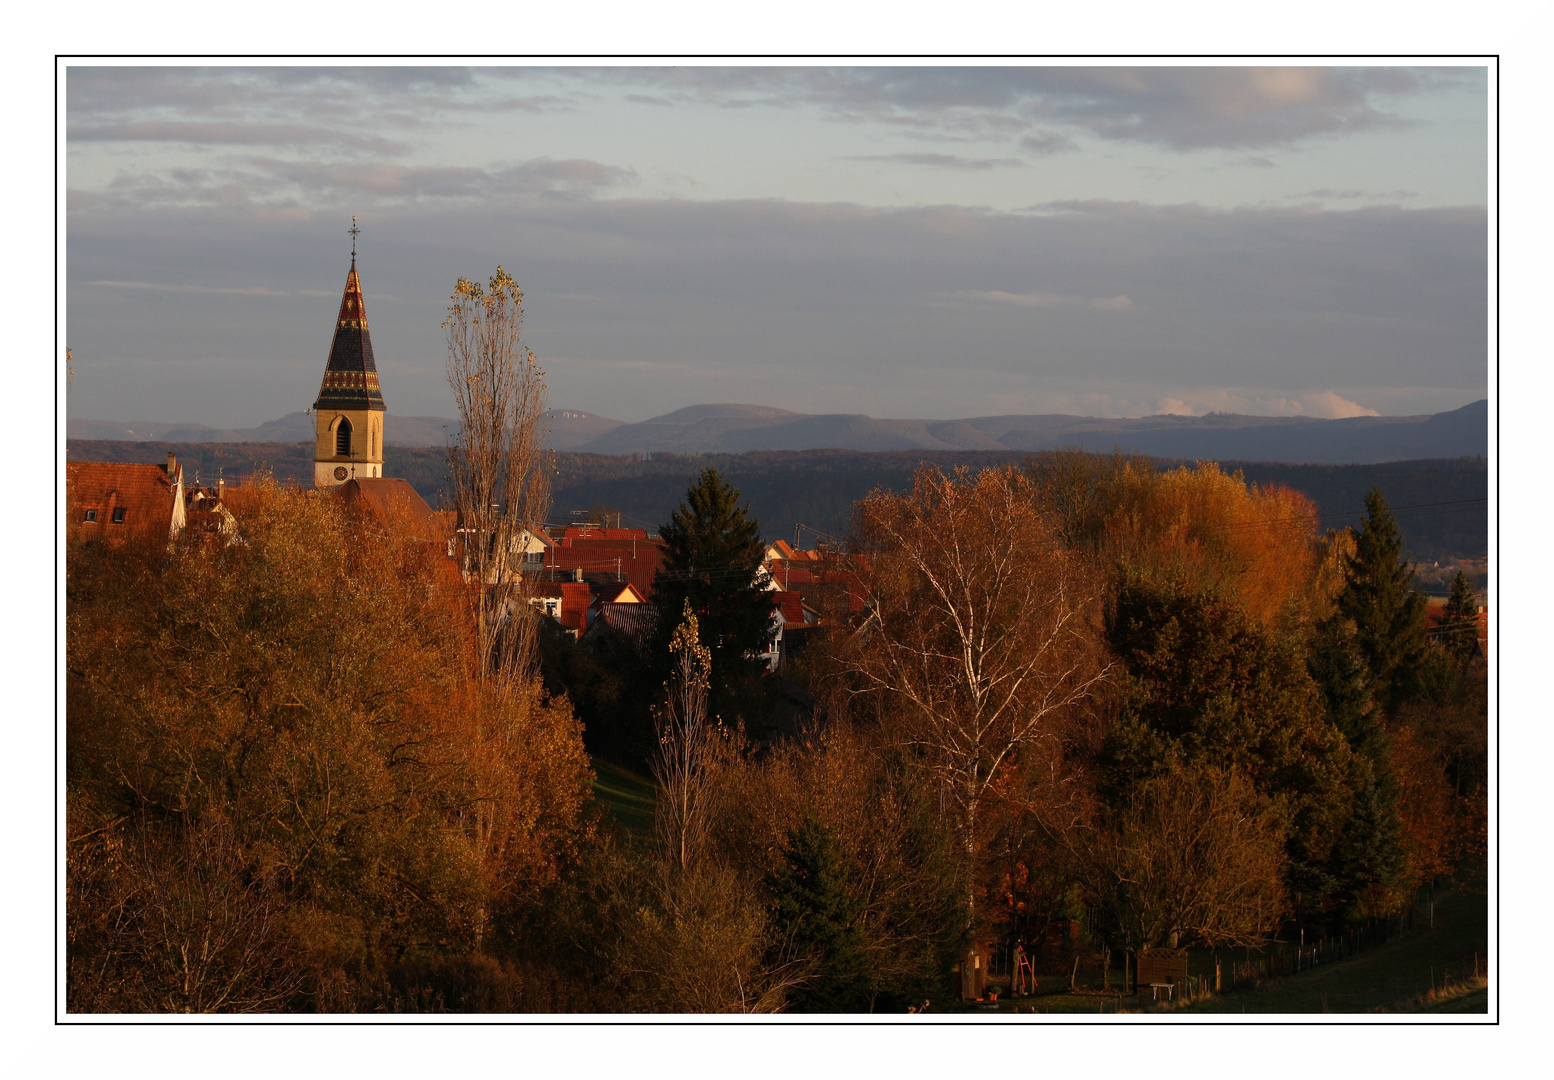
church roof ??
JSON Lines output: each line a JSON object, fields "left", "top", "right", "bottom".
{"left": 334, "top": 478, "right": 442, "bottom": 539}
{"left": 313, "top": 255, "right": 387, "bottom": 413}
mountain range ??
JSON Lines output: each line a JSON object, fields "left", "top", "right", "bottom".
{"left": 65, "top": 410, "right": 621, "bottom": 450}
{"left": 68, "top": 399, "right": 1486, "bottom": 464}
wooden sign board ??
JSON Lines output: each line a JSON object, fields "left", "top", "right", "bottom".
{"left": 1136, "top": 947, "right": 1189, "bottom": 989}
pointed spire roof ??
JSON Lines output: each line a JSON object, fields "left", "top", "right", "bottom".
{"left": 313, "top": 250, "right": 387, "bottom": 413}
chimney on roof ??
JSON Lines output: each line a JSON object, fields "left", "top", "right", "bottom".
{"left": 167, "top": 451, "right": 177, "bottom": 476}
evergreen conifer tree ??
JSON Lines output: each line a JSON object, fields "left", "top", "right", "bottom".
{"left": 1309, "top": 616, "right": 1379, "bottom": 761}
{"left": 653, "top": 468, "right": 774, "bottom": 704}
{"left": 1442, "top": 569, "right": 1480, "bottom": 664}
{"left": 1336, "top": 487, "right": 1430, "bottom": 712}
{"left": 1327, "top": 774, "right": 1409, "bottom": 925}
{"left": 767, "top": 817, "right": 870, "bottom": 1012}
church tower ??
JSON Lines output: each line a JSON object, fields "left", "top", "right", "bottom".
{"left": 313, "top": 218, "right": 386, "bottom": 488}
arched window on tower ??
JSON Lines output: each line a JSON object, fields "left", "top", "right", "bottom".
{"left": 336, "top": 417, "right": 353, "bottom": 456}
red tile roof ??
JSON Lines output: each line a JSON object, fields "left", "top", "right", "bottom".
{"left": 532, "top": 581, "right": 593, "bottom": 633}
{"left": 545, "top": 543, "right": 665, "bottom": 599}
{"left": 67, "top": 460, "right": 180, "bottom": 541}
{"left": 334, "top": 477, "right": 444, "bottom": 539}
{"left": 562, "top": 526, "right": 652, "bottom": 542}
{"left": 772, "top": 590, "right": 809, "bottom": 626}
{"left": 1424, "top": 597, "right": 1488, "bottom": 649}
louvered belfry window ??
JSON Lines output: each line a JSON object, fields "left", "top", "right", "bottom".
{"left": 336, "top": 417, "right": 353, "bottom": 456}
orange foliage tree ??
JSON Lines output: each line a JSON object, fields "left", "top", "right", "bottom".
{"left": 846, "top": 466, "right": 1110, "bottom": 928}
{"left": 1027, "top": 451, "right": 1322, "bottom": 625}
{"left": 67, "top": 480, "right": 592, "bottom": 1012}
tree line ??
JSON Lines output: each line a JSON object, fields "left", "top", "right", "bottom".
{"left": 65, "top": 456, "right": 1487, "bottom": 1014}
{"left": 66, "top": 441, "right": 1487, "bottom": 567}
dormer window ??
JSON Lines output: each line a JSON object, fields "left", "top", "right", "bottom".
{"left": 83, "top": 509, "right": 97, "bottom": 522}
{"left": 335, "top": 417, "right": 353, "bottom": 456}
{"left": 111, "top": 507, "right": 127, "bottom": 524}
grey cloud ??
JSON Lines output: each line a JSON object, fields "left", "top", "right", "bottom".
{"left": 66, "top": 66, "right": 580, "bottom": 156}
{"left": 1291, "top": 188, "right": 1420, "bottom": 201}
{"left": 1016, "top": 67, "right": 1420, "bottom": 149}
{"left": 67, "top": 194, "right": 1486, "bottom": 425}
{"left": 65, "top": 65, "right": 1480, "bottom": 163}
{"left": 1019, "top": 131, "right": 1076, "bottom": 156}
{"left": 845, "top": 152, "right": 1025, "bottom": 171}
{"left": 579, "top": 66, "right": 1475, "bottom": 150}
{"left": 69, "top": 119, "right": 409, "bottom": 154}
{"left": 76, "top": 156, "right": 638, "bottom": 210}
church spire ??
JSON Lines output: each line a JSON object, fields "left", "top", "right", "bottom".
{"left": 313, "top": 219, "right": 386, "bottom": 413}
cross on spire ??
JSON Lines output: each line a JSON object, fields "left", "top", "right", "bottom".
{"left": 349, "top": 216, "right": 360, "bottom": 260}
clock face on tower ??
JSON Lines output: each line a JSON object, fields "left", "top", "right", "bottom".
{"left": 334, "top": 466, "right": 348, "bottom": 480}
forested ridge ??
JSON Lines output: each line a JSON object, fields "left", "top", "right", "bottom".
{"left": 68, "top": 440, "right": 1487, "bottom": 564}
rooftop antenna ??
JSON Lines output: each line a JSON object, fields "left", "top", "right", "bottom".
{"left": 349, "top": 216, "right": 360, "bottom": 262}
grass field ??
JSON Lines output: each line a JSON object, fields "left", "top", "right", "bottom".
{"left": 1177, "top": 888, "right": 1489, "bottom": 1015}
{"left": 590, "top": 757, "right": 657, "bottom": 841}
{"left": 946, "top": 888, "right": 1489, "bottom": 1017}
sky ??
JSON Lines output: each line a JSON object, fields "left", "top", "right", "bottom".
{"left": 65, "top": 64, "right": 1490, "bottom": 426}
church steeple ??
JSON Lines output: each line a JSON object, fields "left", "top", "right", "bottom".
{"left": 313, "top": 217, "right": 387, "bottom": 488}
{"left": 314, "top": 230, "right": 386, "bottom": 413}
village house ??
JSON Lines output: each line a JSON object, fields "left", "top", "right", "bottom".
{"left": 67, "top": 453, "right": 186, "bottom": 542}
{"left": 529, "top": 580, "right": 594, "bottom": 639}
{"left": 542, "top": 525, "right": 666, "bottom": 598}
{"left": 1424, "top": 596, "right": 1490, "bottom": 659}
{"left": 759, "top": 589, "right": 820, "bottom": 673}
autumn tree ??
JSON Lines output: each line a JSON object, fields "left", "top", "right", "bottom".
{"left": 702, "top": 721, "right": 963, "bottom": 1011}
{"left": 1072, "top": 766, "right": 1288, "bottom": 952}
{"left": 1025, "top": 452, "right": 1321, "bottom": 626}
{"left": 445, "top": 266, "right": 551, "bottom": 683}
{"left": 67, "top": 481, "right": 592, "bottom": 1011}
{"left": 652, "top": 604, "right": 722, "bottom": 872}
{"left": 849, "top": 466, "right": 1109, "bottom": 929}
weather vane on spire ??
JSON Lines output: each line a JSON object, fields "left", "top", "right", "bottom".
{"left": 349, "top": 215, "right": 360, "bottom": 260}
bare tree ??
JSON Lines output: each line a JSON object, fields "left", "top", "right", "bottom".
{"left": 849, "top": 466, "right": 1110, "bottom": 928}
{"left": 68, "top": 812, "right": 302, "bottom": 1013}
{"left": 652, "top": 604, "right": 721, "bottom": 872}
{"left": 444, "top": 267, "right": 551, "bottom": 683}
{"left": 1069, "top": 766, "right": 1288, "bottom": 952}
{"left": 612, "top": 861, "right": 813, "bottom": 1013}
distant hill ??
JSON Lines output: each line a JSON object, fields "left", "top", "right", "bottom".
{"left": 67, "top": 409, "right": 624, "bottom": 450}
{"left": 576, "top": 400, "right": 1487, "bottom": 464}
{"left": 67, "top": 401, "right": 1483, "bottom": 463}
{"left": 546, "top": 409, "right": 627, "bottom": 450}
